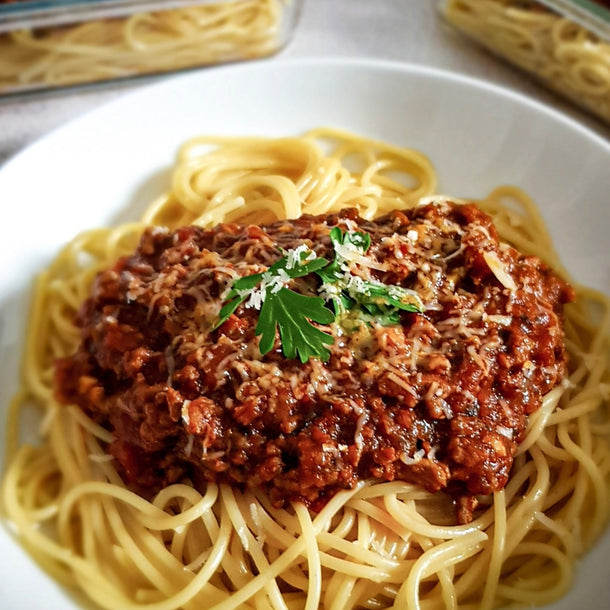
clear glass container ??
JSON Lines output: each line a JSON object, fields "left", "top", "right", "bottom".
{"left": 0, "top": 0, "right": 302, "bottom": 97}
{"left": 439, "top": 0, "right": 610, "bottom": 125}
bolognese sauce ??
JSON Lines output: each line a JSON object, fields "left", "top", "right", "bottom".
{"left": 55, "top": 200, "right": 573, "bottom": 522}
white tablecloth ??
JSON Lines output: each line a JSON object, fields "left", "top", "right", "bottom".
{"left": 1, "top": 0, "right": 609, "bottom": 168}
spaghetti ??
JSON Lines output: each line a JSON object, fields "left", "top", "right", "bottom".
{"left": 2, "top": 129, "right": 609, "bottom": 610}
{"left": 441, "top": 0, "right": 610, "bottom": 125}
{"left": 0, "top": 0, "right": 284, "bottom": 94}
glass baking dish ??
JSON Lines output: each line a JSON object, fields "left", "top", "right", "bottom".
{"left": 439, "top": 0, "right": 610, "bottom": 125}
{"left": 0, "top": 0, "right": 302, "bottom": 97}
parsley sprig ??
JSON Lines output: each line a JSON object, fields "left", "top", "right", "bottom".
{"left": 215, "top": 227, "right": 424, "bottom": 362}
{"left": 215, "top": 250, "right": 334, "bottom": 363}
{"left": 257, "top": 287, "right": 335, "bottom": 363}
{"left": 316, "top": 227, "right": 423, "bottom": 324}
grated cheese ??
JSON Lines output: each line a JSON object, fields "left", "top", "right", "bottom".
{"left": 285, "top": 244, "right": 315, "bottom": 269}
{"left": 483, "top": 251, "right": 516, "bottom": 291}
{"left": 496, "top": 426, "right": 513, "bottom": 439}
{"left": 486, "top": 314, "right": 512, "bottom": 326}
{"left": 401, "top": 448, "right": 426, "bottom": 465}
{"left": 181, "top": 400, "right": 192, "bottom": 426}
{"left": 184, "top": 434, "right": 195, "bottom": 457}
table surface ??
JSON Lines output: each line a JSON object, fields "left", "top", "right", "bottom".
{"left": 1, "top": 0, "right": 609, "bottom": 168}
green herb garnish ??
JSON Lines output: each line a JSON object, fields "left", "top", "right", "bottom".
{"left": 256, "top": 287, "right": 335, "bottom": 363}
{"left": 215, "top": 247, "right": 334, "bottom": 363}
{"left": 316, "top": 227, "right": 423, "bottom": 319}
{"left": 215, "top": 228, "right": 424, "bottom": 363}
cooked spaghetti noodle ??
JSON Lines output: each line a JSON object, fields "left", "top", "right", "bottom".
{"left": 2, "top": 128, "right": 609, "bottom": 610}
{"left": 0, "top": 0, "right": 284, "bottom": 93}
{"left": 441, "top": 0, "right": 610, "bottom": 124}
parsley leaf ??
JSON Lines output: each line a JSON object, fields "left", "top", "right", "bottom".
{"left": 317, "top": 227, "right": 371, "bottom": 311}
{"left": 214, "top": 247, "right": 335, "bottom": 361}
{"left": 257, "top": 288, "right": 335, "bottom": 363}
{"left": 272, "top": 253, "right": 329, "bottom": 279}
{"left": 343, "top": 228, "right": 371, "bottom": 252}
{"left": 215, "top": 249, "right": 330, "bottom": 331}
{"left": 358, "top": 282, "right": 422, "bottom": 313}
{"left": 328, "top": 226, "right": 371, "bottom": 252}
{"left": 214, "top": 273, "right": 262, "bottom": 330}
{"left": 316, "top": 227, "right": 423, "bottom": 323}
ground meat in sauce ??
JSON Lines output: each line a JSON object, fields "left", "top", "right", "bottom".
{"left": 55, "top": 201, "right": 574, "bottom": 523}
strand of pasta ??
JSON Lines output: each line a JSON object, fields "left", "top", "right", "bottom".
{"left": 479, "top": 491, "right": 506, "bottom": 610}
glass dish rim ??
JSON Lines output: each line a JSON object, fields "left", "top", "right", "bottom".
{"left": 533, "top": 0, "right": 610, "bottom": 37}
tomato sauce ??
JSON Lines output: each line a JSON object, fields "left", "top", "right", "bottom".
{"left": 56, "top": 202, "right": 573, "bottom": 522}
